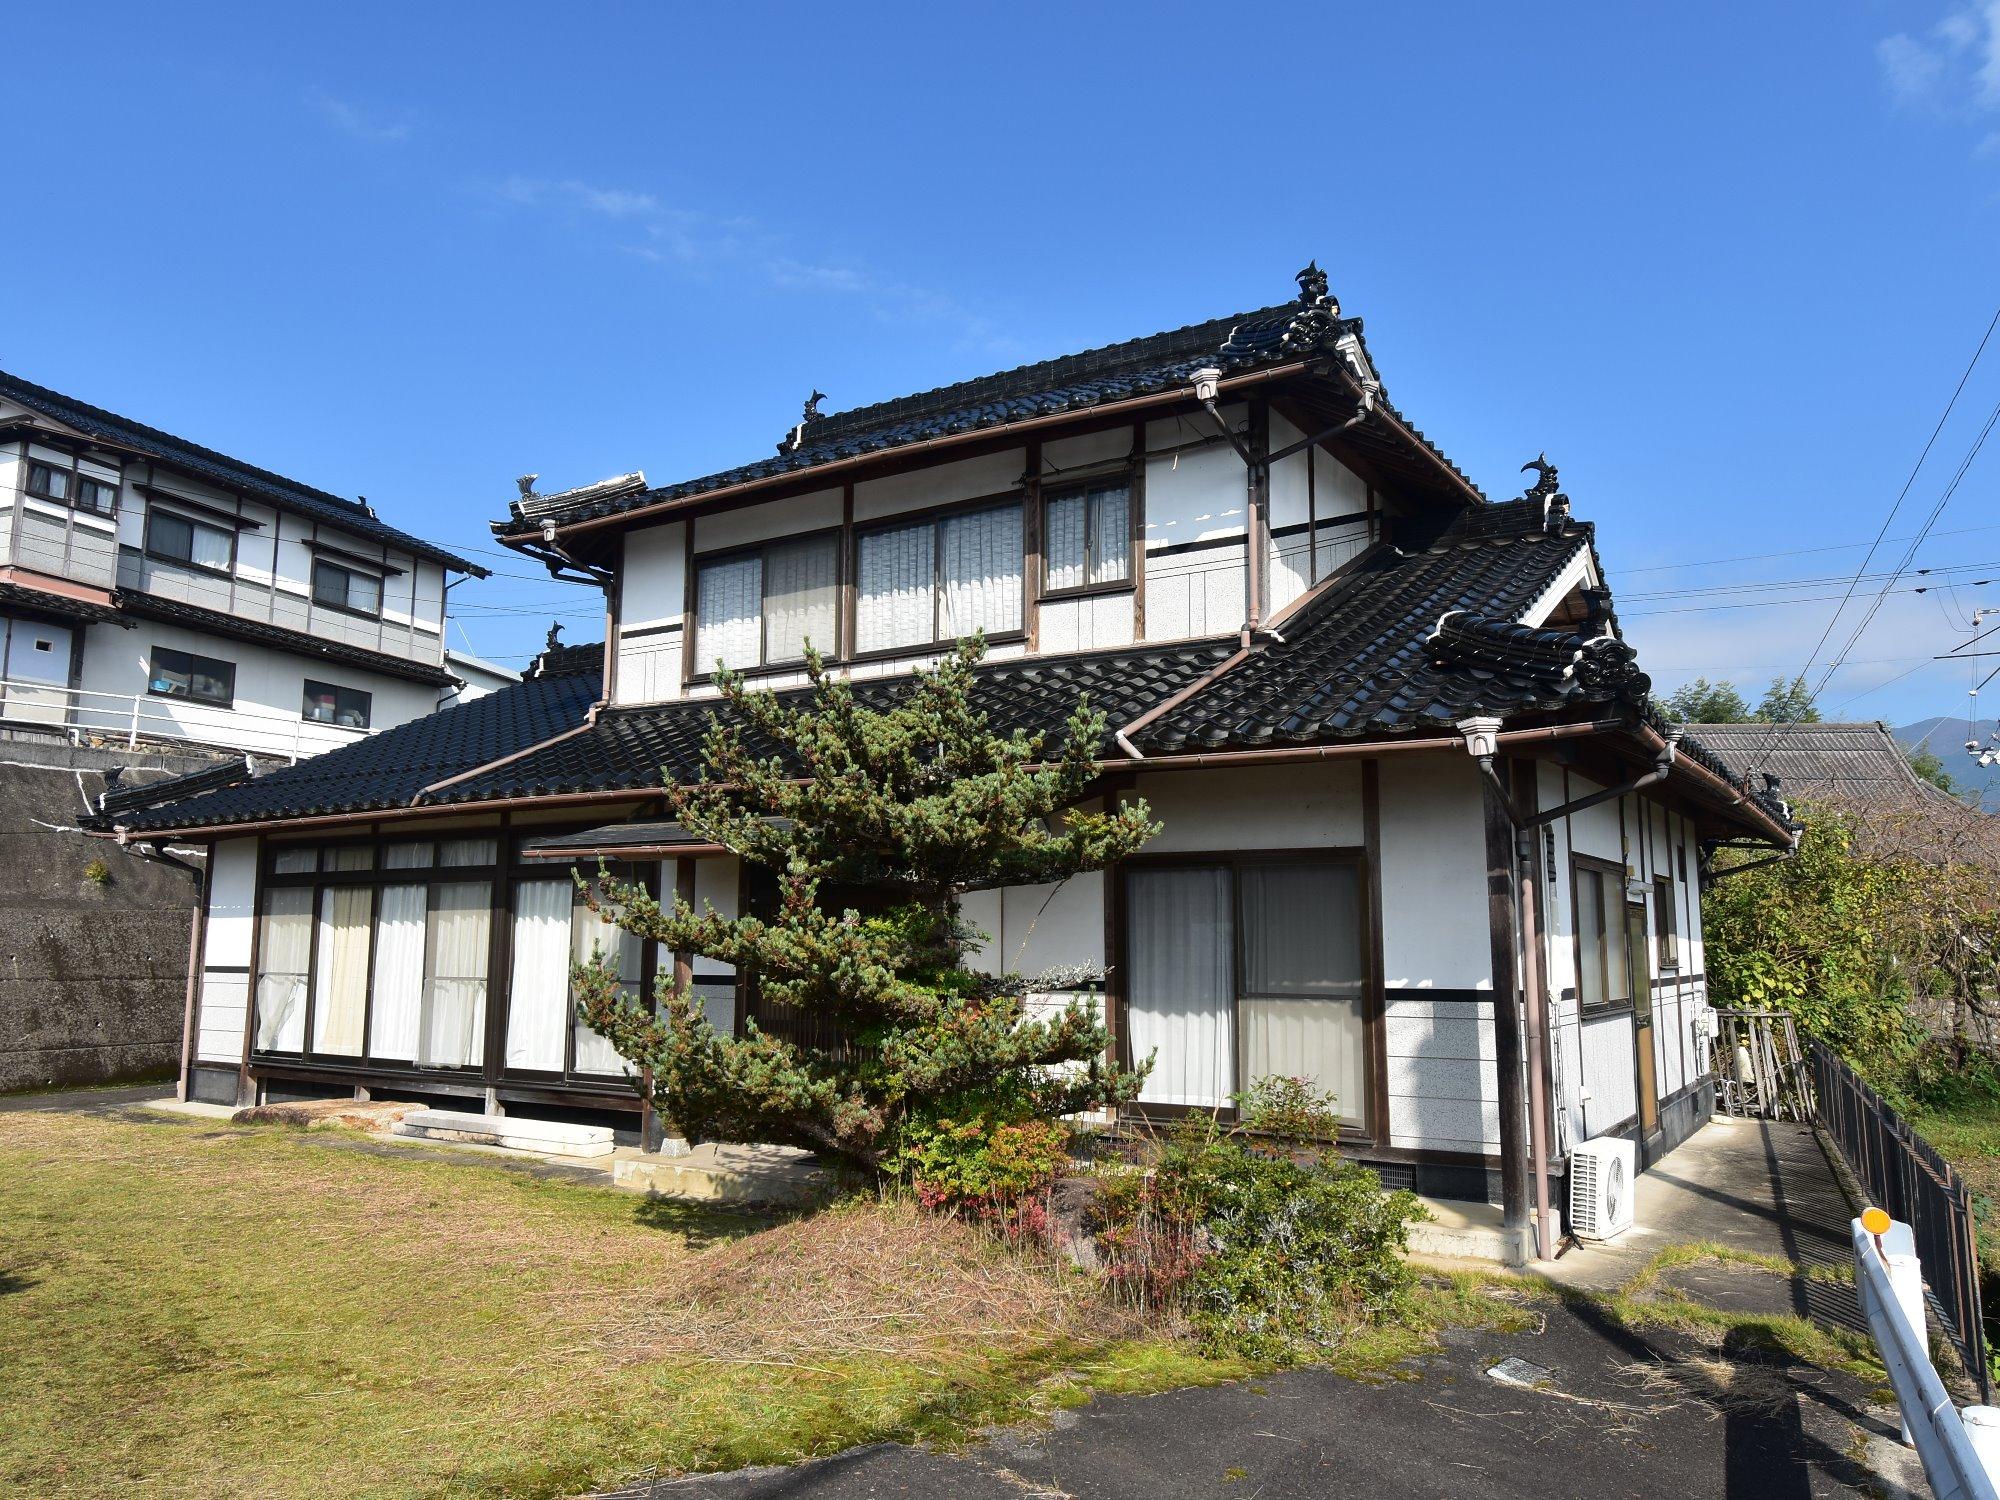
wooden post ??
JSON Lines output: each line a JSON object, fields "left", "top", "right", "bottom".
{"left": 1482, "top": 763, "right": 1531, "bottom": 1254}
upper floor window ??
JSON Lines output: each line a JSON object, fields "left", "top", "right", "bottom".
{"left": 855, "top": 500, "right": 1022, "bottom": 655}
{"left": 302, "top": 679, "right": 372, "bottom": 729}
{"left": 149, "top": 645, "right": 235, "bottom": 707}
{"left": 26, "top": 460, "right": 117, "bottom": 518}
{"left": 147, "top": 508, "right": 234, "bottom": 572}
{"left": 1043, "top": 480, "right": 1130, "bottom": 593}
{"left": 313, "top": 558, "right": 383, "bottom": 617}
{"left": 694, "top": 533, "right": 839, "bottom": 673}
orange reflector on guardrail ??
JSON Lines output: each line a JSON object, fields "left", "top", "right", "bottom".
{"left": 1863, "top": 1206, "right": 1892, "bottom": 1235}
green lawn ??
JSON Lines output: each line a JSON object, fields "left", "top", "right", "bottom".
{"left": 0, "top": 1107, "right": 1222, "bottom": 1499}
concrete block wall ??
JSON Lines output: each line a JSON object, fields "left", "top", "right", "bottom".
{"left": 0, "top": 741, "right": 212, "bottom": 1091}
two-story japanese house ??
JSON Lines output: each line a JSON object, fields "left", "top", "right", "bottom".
{"left": 0, "top": 371, "right": 493, "bottom": 761}
{"left": 103, "top": 268, "right": 1794, "bottom": 1252}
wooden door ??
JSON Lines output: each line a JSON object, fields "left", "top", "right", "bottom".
{"left": 1626, "top": 901, "right": 1658, "bottom": 1135}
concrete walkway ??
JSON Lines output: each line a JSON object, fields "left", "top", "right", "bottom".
{"left": 1535, "top": 1115, "right": 1863, "bottom": 1332}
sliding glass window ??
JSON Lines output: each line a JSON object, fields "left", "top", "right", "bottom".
{"left": 693, "top": 533, "right": 839, "bottom": 673}
{"left": 855, "top": 501, "right": 1022, "bottom": 654}
{"left": 1043, "top": 480, "right": 1131, "bottom": 593}
{"left": 504, "top": 860, "right": 644, "bottom": 1079}
{"left": 1124, "top": 855, "right": 1369, "bottom": 1129}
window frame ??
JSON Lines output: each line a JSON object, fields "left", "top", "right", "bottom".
{"left": 687, "top": 524, "right": 845, "bottom": 681}
{"left": 1570, "top": 853, "right": 1633, "bottom": 1013}
{"left": 301, "top": 678, "right": 373, "bottom": 729}
{"left": 252, "top": 835, "right": 504, "bottom": 1072}
{"left": 144, "top": 505, "right": 238, "bottom": 577}
{"left": 849, "top": 492, "right": 1028, "bottom": 663}
{"left": 311, "top": 557, "right": 385, "bottom": 620}
{"left": 1653, "top": 874, "right": 1680, "bottom": 971}
{"left": 1118, "top": 848, "right": 1378, "bottom": 1139}
{"left": 1039, "top": 475, "right": 1135, "bottom": 601}
{"left": 24, "top": 454, "right": 119, "bottom": 518}
{"left": 147, "top": 645, "right": 236, "bottom": 708}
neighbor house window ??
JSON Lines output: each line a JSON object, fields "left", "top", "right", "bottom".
{"left": 312, "top": 558, "right": 384, "bottom": 616}
{"left": 1043, "top": 480, "right": 1131, "bottom": 592}
{"left": 148, "top": 646, "right": 235, "bottom": 707}
{"left": 693, "top": 533, "right": 839, "bottom": 673}
{"left": 302, "top": 679, "right": 372, "bottom": 728}
{"left": 25, "top": 461, "right": 71, "bottom": 504}
{"left": 854, "top": 501, "right": 1023, "bottom": 654}
{"left": 146, "top": 508, "right": 234, "bottom": 571}
{"left": 1654, "top": 875, "right": 1680, "bottom": 969}
{"left": 25, "top": 459, "right": 116, "bottom": 516}
{"left": 1573, "top": 857, "right": 1631, "bottom": 1008}
{"left": 1123, "top": 856, "right": 1368, "bottom": 1127}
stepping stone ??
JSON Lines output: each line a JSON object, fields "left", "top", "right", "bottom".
{"left": 392, "top": 1108, "right": 615, "bottom": 1158}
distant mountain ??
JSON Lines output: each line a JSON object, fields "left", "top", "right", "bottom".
{"left": 1893, "top": 718, "right": 2000, "bottom": 807}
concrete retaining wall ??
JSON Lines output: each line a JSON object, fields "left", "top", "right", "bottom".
{"left": 0, "top": 741, "right": 215, "bottom": 1092}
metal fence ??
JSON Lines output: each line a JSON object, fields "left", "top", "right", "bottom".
{"left": 0, "top": 675, "right": 369, "bottom": 764}
{"left": 1809, "top": 1038, "right": 1989, "bottom": 1396}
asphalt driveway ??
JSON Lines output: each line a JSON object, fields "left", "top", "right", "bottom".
{"left": 608, "top": 1294, "right": 1920, "bottom": 1499}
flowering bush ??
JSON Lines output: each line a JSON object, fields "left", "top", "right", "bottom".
{"left": 894, "top": 1110, "right": 1071, "bottom": 1240}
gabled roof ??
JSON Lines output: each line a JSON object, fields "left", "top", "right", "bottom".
{"left": 0, "top": 369, "right": 485, "bottom": 576}
{"left": 495, "top": 272, "right": 1480, "bottom": 539}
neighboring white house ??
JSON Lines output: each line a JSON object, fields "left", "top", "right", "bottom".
{"left": 106, "top": 267, "right": 1795, "bottom": 1257}
{"left": 0, "top": 370, "right": 490, "bottom": 762}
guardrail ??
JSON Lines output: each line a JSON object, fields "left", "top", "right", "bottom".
{"left": 1854, "top": 1210, "right": 2000, "bottom": 1498}
{"left": 1811, "top": 1038, "right": 1989, "bottom": 1395}
{"left": 0, "top": 675, "right": 369, "bottom": 764}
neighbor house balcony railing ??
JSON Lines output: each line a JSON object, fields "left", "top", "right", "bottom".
{"left": 0, "top": 676, "right": 371, "bottom": 764}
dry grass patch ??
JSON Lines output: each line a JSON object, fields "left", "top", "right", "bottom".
{"left": 0, "top": 1109, "right": 1202, "bottom": 1500}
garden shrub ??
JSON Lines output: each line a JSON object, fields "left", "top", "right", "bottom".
{"left": 1094, "top": 1094, "right": 1424, "bottom": 1363}
{"left": 893, "top": 1106, "right": 1072, "bottom": 1241}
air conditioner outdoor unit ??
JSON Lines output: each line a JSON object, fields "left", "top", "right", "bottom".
{"left": 1569, "top": 1136, "right": 1637, "bottom": 1241}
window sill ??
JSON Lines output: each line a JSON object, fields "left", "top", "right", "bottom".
{"left": 688, "top": 630, "right": 1029, "bottom": 685}
{"left": 148, "top": 688, "right": 234, "bottom": 711}
{"left": 1038, "top": 581, "right": 1135, "bottom": 604}
{"left": 144, "top": 552, "right": 235, "bottom": 582}
{"left": 312, "top": 599, "right": 385, "bottom": 623}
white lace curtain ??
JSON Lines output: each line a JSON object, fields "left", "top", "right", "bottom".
{"left": 764, "top": 536, "right": 839, "bottom": 663}
{"left": 856, "top": 522, "right": 933, "bottom": 653}
{"left": 940, "top": 506, "right": 1022, "bottom": 638}
{"left": 505, "top": 880, "right": 572, "bottom": 1071}
{"left": 368, "top": 883, "right": 427, "bottom": 1060}
{"left": 571, "top": 898, "right": 640, "bottom": 1077}
{"left": 311, "top": 886, "right": 372, "bottom": 1056}
{"left": 1126, "top": 867, "right": 1235, "bottom": 1108}
{"left": 254, "top": 887, "right": 312, "bottom": 1052}
{"left": 424, "top": 882, "right": 490, "bottom": 1068}
{"left": 695, "top": 555, "right": 762, "bottom": 673}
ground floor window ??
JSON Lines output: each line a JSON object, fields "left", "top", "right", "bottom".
{"left": 252, "top": 837, "right": 497, "bottom": 1069}
{"left": 504, "top": 866, "right": 642, "bottom": 1078}
{"left": 1573, "top": 856, "right": 1632, "bottom": 1009}
{"left": 1124, "top": 856, "right": 1369, "bottom": 1126}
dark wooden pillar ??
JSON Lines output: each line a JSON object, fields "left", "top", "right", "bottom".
{"left": 1482, "top": 762, "right": 1530, "bottom": 1249}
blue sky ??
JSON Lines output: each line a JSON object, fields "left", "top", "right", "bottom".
{"left": 5, "top": 3, "right": 1999, "bottom": 736}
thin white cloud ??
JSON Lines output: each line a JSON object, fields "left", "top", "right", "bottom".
{"left": 311, "top": 91, "right": 413, "bottom": 145}
{"left": 1878, "top": 2, "right": 2000, "bottom": 117}
{"left": 485, "top": 180, "right": 1018, "bottom": 356}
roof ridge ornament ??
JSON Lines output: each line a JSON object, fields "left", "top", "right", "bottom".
{"left": 1281, "top": 260, "right": 1344, "bottom": 356}
{"left": 1520, "top": 454, "right": 1572, "bottom": 535}
{"left": 778, "top": 390, "right": 827, "bottom": 455}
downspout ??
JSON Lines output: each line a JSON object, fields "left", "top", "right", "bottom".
{"left": 1459, "top": 721, "right": 1680, "bottom": 1261}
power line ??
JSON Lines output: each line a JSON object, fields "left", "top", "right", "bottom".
{"left": 1740, "top": 301, "right": 2000, "bottom": 775}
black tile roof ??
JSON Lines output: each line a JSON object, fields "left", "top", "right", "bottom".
{"left": 0, "top": 369, "right": 485, "bottom": 576}
{"left": 110, "top": 507, "right": 1784, "bottom": 844}
{"left": 119, "top": 593, "right": 458, "bottom": 687}
{"left": 1131, "top": 509, "right": 1599, "bottom": 754}
{"left": 115, "top": 665, "right": 602, "bottom": 831}
{"left": 0, "top": 579, "right": 126, "bottom": 626}
{"left": 433, "top": 641, "right": 1237, "bottom": 806}
{"left": 497, "top": 286, "right": 1479, "bottom": 537}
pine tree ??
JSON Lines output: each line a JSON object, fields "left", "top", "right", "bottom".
{"left": 572, "top": 638, "right": 1156, "bottom": 1170}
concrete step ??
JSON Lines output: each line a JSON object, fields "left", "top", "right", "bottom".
{"left": 612, "top": 1141, "right": 830, "bottom": 1206}
{"left": 1407, "top": 1195, "right": 1537, "bottom": 1267}
{"left": 392, "top": 1108, "right": 615, "bottom": 1158}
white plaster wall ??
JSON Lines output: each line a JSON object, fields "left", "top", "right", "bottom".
{"left": 959, "top": 873, "right": 1106, "bottom": 979}
{"left": 854, "top": 449, "right": 1024, "bottom": 523}
{"left": 1038, "top": 592, "right": 1134, "bottom": 654}
{"left": 1042, "top": 427, "right": 1132, "bottom": 473}
{"left": 195, "top": 837, "right": 259, "bottom": 1063}
{"left": 693, "top": 489, "right": 842, "bottom": 554}
{"left": 1135, "top": 761, "right": 1364, "bottom": 852}
{"left": 1143, "top": 537, "right": 1245, "bottom": 643}
{"left": 614, "top": 519, "right": 688, "bottom": 707}
{"left": 1142, "top": 409, "right": 1247, "bottom": 550}
{"left": 1377, "top": 754, "right": 1490, "bottom": 990}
